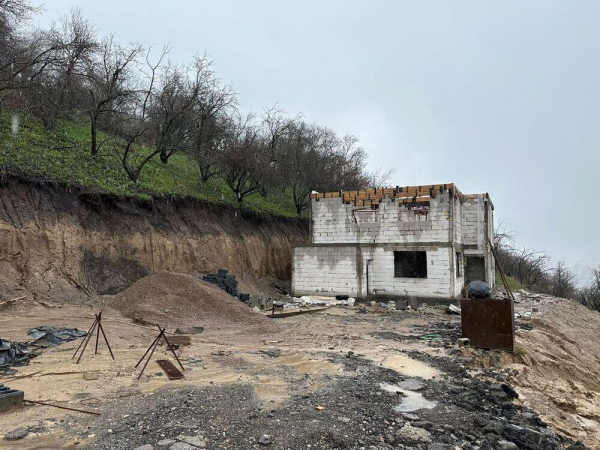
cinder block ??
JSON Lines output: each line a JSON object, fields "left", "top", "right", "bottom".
{"left": 0, "top": 385, "right": 24, "bottom": 412}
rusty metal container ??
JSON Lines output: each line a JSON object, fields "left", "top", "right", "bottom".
{"left": 461, "top": 298, "right": 515, "bottom": 351}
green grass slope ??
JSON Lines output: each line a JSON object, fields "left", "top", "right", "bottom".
{"left": 0, "top": 112, "right": 298, "bottom": 217}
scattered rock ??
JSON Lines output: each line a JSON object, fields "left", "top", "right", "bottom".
{"left": 177, "top": 434, "right": 206, "bottom": 447}
{"left": 169, "top": 443, "right": 196, "bottom": 450}
{"left": 3, "top": 427, "right": 29, "bottom": 441}
{"left": 133, "top": 445, "right": 153, "bottom": 450}
{"left": 395, "top": 423, "right": 431, "bottom": 444}
{"left": 257, "top": 434, "right": 272, "bottom": 446}
{"left": 497, "top": 440, "right": 519, "bottom": 450}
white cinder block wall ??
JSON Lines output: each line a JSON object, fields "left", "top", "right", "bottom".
{"left": 292, "top": 187, "right": 494, "bottom": 299}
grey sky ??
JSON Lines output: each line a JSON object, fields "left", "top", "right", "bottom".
{"left": 36, "top": 1, "right": 600, "bottom": 282}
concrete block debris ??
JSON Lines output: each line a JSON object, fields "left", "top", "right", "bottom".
{"left": 202, "top": 269, "right": 239, "bottom": 297}
{"left": 458, "top": 338, "right": 470, "bottom": 347}
{"left": 202, "top": 269, "right": 251, "bottom": 303}
{"left": 0, "top": 384, "right": 24, "bottom": 413}
{"left": 289, "top": 296, "right": 356, "bottom": 308}
{"left": 447, "top": 304, "right": 461, "bottom": 315}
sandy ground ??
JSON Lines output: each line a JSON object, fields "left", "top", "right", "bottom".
{"left": 0, "top": 301, "right": 442, "bottom": 449}
{"left": 0, "top": 296, "right": 597, "bottom": 449}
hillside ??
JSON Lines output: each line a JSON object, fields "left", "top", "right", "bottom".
{"left": 0, "top": 112, "right": 298, "bottom": 217}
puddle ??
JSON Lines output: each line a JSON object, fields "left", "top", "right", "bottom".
{"left": 380, "top": 382, "right": 438, "bottom": 413}
{"left": 397, "top": 378, "right": 424, "bottom": 390}
{"left": 378, "top": 354, "right": 441, "bottom": 379}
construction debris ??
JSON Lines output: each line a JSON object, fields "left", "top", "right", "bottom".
{"left": 447, "top": 304, "right": 461, "bottom": 315}
{"left": 0, "top": 384, "right": 24, "bottom": 412}
{"left": 27, "top": 326, "right": 86, "bottom": 347}
{"left": 0, "top": 339, "right": 31, "bottom": 369}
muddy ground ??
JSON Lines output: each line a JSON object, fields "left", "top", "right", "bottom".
{"left": 0, "top": 297, "right": 596, "bottom": 450}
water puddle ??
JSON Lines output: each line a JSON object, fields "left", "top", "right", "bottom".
{"left": 378, "top": 354, "right": 441, "bottom": 379}
{"left": 380, "top": 381, "right": 438, "bottom": 413}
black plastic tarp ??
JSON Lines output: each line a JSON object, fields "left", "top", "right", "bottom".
{"left": 467, "top": 280, "right": 491, "bottom": 299}
{"left": 27, "top": 326, "right": 86, "bottom": 346}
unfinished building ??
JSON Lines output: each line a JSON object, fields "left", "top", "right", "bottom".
{"left": 292, "top": 184, "right": 495, "bottom": 299}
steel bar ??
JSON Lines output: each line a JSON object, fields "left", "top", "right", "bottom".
{"left": 98, "top": 321, "right": 115, "bottom": 360}
{"left": 137, "top": 334, "right": 161, "bottom": 380}
{"left": 24, "top": 399, "right": 101, "bottom": 416}
{"left": 94, "top": 313, "right": 101, "bottom": 355}
{"left": 73, "top": 316, "right": 98, "bottom": 359}
{"left": 76, "top": 319, "right": 98, "bottom": 364}
{"left": 135, "top": 333, "right": 162, "bottom": 368}
{"left": 161, "top": 327, "right": 185, "bottom": 372}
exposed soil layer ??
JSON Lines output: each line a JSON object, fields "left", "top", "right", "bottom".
{"left": 0, "top": 177, "right": 307, "bottom": 302}
{"left": 111, "top": 271, "right": 278, "bottom": 334}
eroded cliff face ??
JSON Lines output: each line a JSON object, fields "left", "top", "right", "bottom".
{"left": 0, "top": 178, "right": 307, "bottom": 301}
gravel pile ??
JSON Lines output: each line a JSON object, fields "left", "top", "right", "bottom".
{"left": 110, "top": 272, "right": 277, "bottom": 335}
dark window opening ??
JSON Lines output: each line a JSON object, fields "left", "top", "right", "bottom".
{"left": 456, "top": 252, "right": 461, "bottom": 277}
{"left": 394, "top": 251, "right": 427, "bottom": 278}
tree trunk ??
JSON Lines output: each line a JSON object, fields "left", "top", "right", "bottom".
{"left": 90, "top": 119, "right": 98, "bottom": 155}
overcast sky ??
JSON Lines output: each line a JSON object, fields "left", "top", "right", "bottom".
{"left": 36, "top": 1, "right": 600, "bottom": 282}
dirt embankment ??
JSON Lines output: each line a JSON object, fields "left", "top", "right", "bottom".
{"left": 0, "top": 177, "right": 307, "bottom": 302}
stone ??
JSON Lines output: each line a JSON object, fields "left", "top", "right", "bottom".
{"left": 177, "top": 434, "right": 206, "bottom": 447}
{"left": 258, "top": 434, "right": 272, "bottom": 446}
{"left": 395, "top": 423, "right": 431, "bottom": 444}
{"left": 427, "top": 444, "right": 454, "bottom": 450}
{"left": 133, "top": 445, "right": 153, "bottom": 450}
{"left": 502, "top": 424, "right": 556, "bottom": 450}
{"left": 169, "top": 443, "right": 196, "bottom": 450}
{"left": 497, "top": 440, "right": 519, "bottom": 450}
{"left": 157, "top": 439, "right": 176, "bottom": 447}
{"left": 401, "top": 413, "right": 420, "bottom": 421}
{"left": 3, "top": 427, "right": 29, "bottom": 441}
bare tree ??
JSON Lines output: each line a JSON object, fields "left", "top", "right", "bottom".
{"left": 219, "top": 114, "right": 272, "bottom": 203}
{"left": 366, "top": 166, "right": 396, "bottom": 188}
{"left": 578, "top": 265, "right": 600, "bottom": 312}
{"left": 550, "top": 261, "right": 576, "bottom": 298}
{"left": 50, "top": 8, "right": 97, "bottom": 114}
{"left": 188, "top": 86, "right": 236, "bottom": 181}
{"left": 83, "top": 36, "right": 142, "bottom": 155}
{"left": 107, "top": 48, "right": 167, "bottom": 182}
{"left": 512, "top": 248, "right": 551, "bottom": 288}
